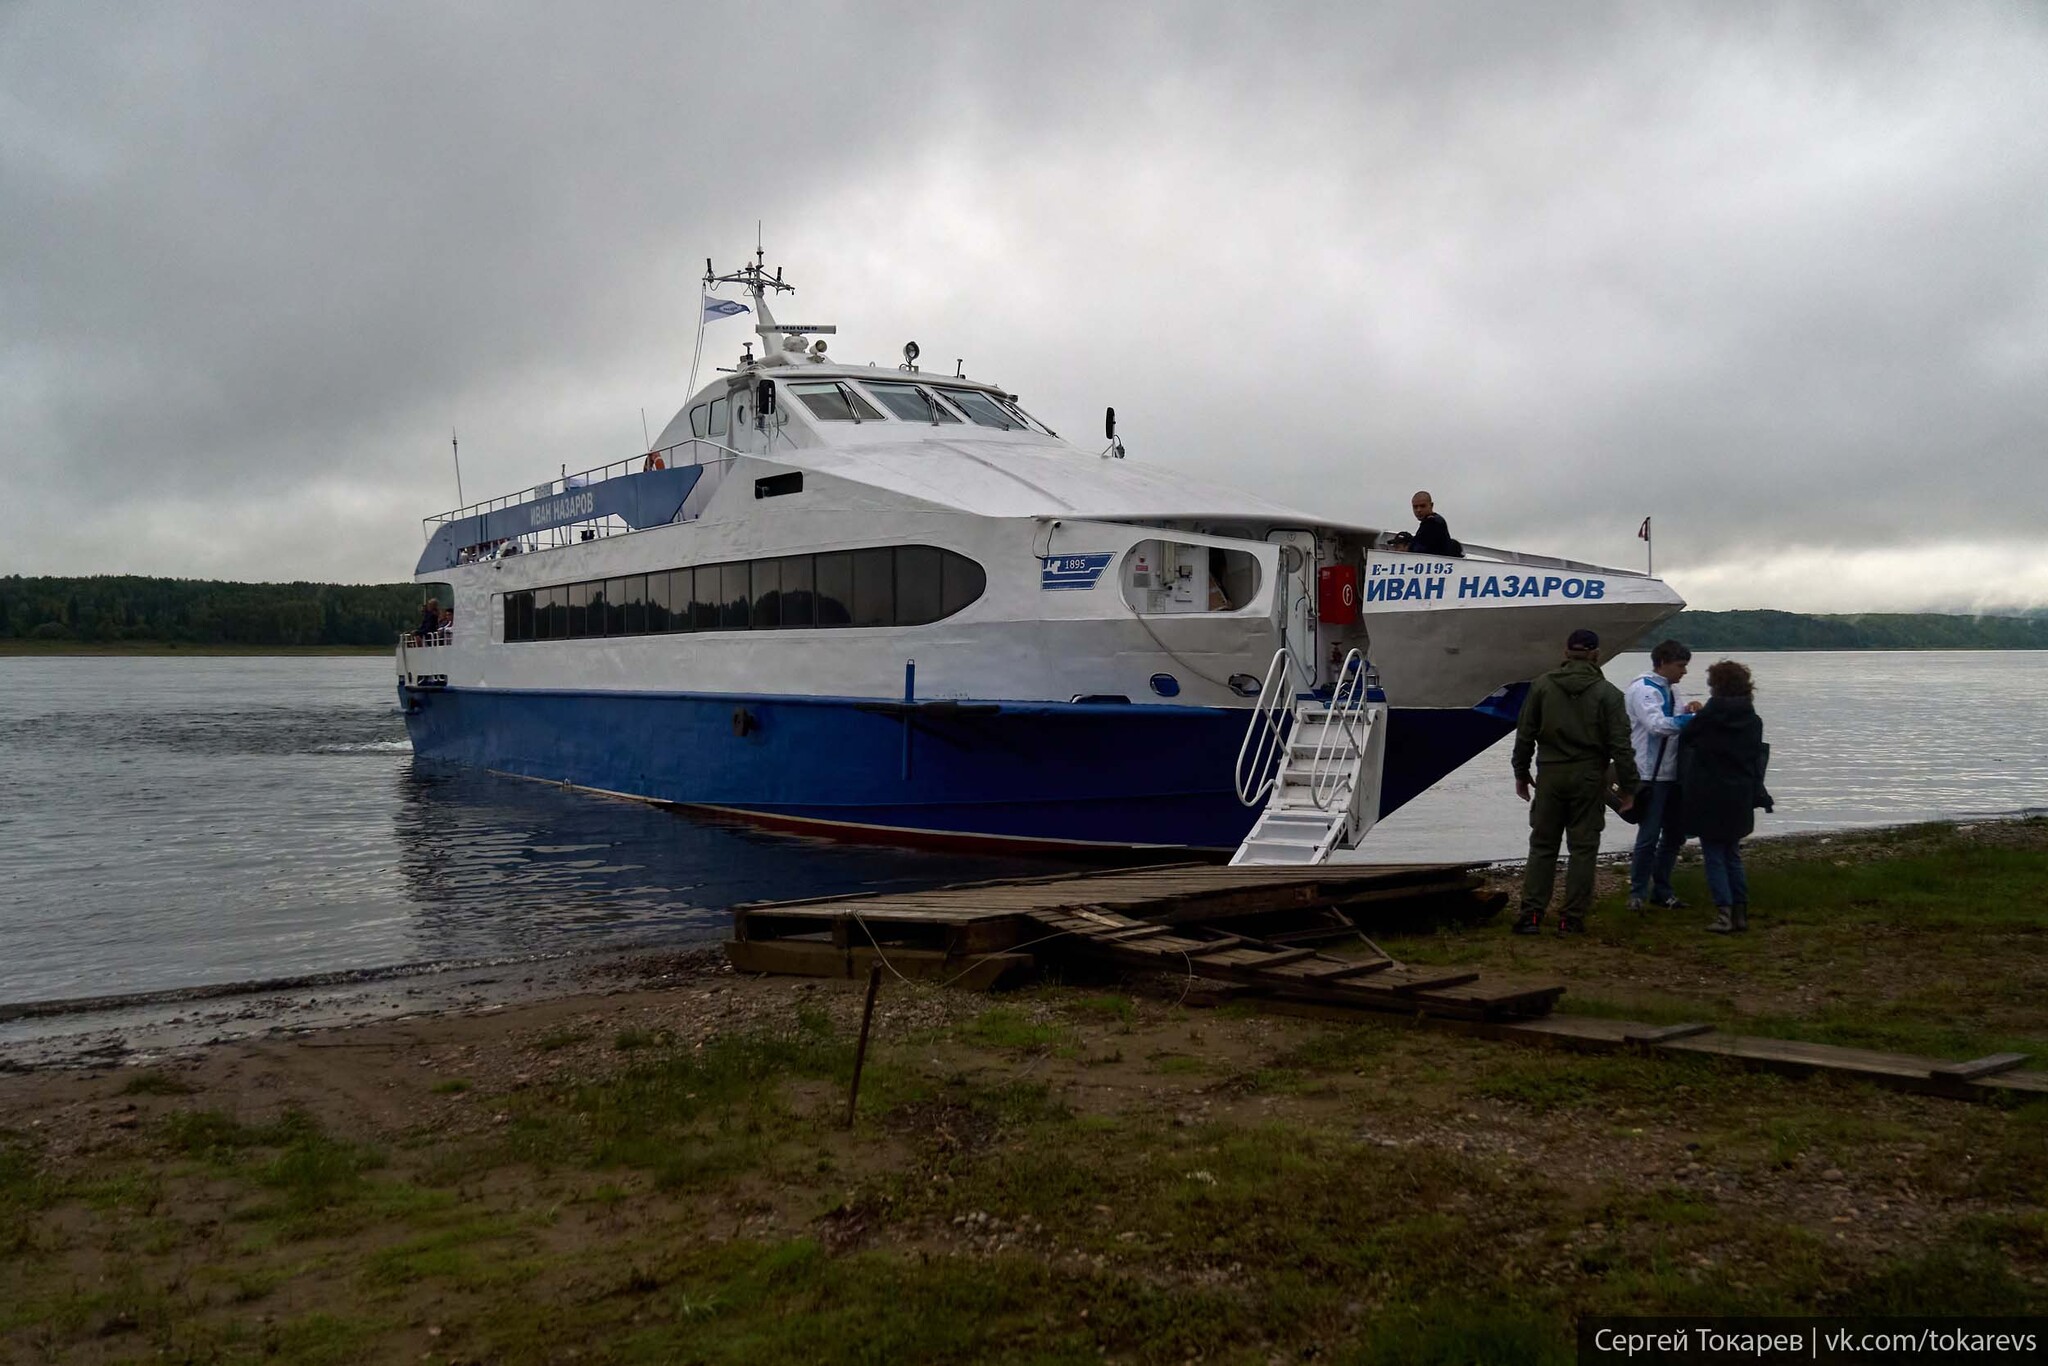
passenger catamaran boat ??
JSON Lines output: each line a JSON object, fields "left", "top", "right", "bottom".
{"left": 399, "top": 254, "right": 1683, "bottom": 860}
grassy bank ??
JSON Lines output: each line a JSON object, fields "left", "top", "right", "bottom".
{"left": 2, "top": 821, "right": 2044, "bottom": 1363}
{"left": 1388, "top": 819, "right": 2048, "bottom": 1063}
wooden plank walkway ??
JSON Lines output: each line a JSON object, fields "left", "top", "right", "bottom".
{"left": 732, "top": 861, "right": 1492, "bottom": 948}
{"left": 1021, "top": 904, "right": 1560, "bottom": 1022}
{"left": 727, "top": 861, "right": 1555, "bottom": 1023}
{"left": 1263, "top": 1004, "right": 2048, "bottom": 1104}
{"left": 723, "top": 860, "right": 2043, "bottom": 1105}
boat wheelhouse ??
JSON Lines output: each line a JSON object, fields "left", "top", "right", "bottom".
{"left": 398, "top": 253, "right": 1683, "bottom": 853}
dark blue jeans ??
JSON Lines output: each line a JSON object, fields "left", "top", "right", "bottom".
{"left": 1700, "top": 839, "right": 1749, "bottom": 908}
{"left": 1629, "top": 780, "right": 1685, "bottom": 901}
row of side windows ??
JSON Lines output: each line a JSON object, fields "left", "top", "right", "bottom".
{"left": 499, "top": 545, "right": 987, "bottom": 643}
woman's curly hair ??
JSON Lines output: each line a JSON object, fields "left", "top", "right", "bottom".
{"left": 1706, "top": 660, "right": 1754, "bottom": 698}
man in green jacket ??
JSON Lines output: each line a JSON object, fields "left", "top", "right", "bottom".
{"left": 1511, "top": 628, "right": 1640, "bottom": 934}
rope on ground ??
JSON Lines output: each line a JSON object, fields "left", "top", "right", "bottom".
{"left": 852, "top": 912, "right": 1102, "bottom": 993}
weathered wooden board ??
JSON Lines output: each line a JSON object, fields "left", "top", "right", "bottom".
{"left": 1929, "top": 1052, "right": 2029, "bottom": 1080}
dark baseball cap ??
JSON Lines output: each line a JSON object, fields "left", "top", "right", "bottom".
{"left": 1566, "top": 628, "right": 1600, "bottom": 651}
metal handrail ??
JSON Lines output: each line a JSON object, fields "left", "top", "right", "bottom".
{"left": 1233, "top": 648, "right": 1296, "bottom": 808}
{"left": 1305, "top": 648, "right": 1371, "bottom": 811}
{"left": 1454, "top": 542, "right": 1647, "bottom": 579}
{"left": 420, "top": 436, "right": 746, "bottom": 534}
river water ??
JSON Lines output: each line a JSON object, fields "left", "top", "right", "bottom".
{"left": 1, "top": 652, "right": 2042, "bottom": 1004}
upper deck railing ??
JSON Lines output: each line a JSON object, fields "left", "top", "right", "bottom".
{"left": 422, "top": 435, "right": 743, "bottom": 533}
{"left": 418, "top": 436, "right": 743, "bottom": 566}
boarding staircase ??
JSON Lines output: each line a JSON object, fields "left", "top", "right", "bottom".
{"left": 1231, "top": 648, "right": 1386, "bottom": 866}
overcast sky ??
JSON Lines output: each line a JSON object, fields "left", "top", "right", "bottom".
{"left": 4, "top": 2, "right": 2045, "bottom": 612}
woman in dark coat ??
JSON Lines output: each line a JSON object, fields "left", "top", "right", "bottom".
{"left": 1677, "top": 660, "right": 1773, "bottom": 933}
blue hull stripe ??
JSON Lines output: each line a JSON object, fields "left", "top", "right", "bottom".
{"left": 400, "top": 685, "right": 1522, "bottom": 850}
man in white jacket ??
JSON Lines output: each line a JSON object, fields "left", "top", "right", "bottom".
{"left": 1625, "top": 639, "right": 1702, "bottom": 911}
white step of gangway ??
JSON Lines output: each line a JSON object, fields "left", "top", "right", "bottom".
{"left": 1231, "top": 696, "right": 1387, "bottom": 868}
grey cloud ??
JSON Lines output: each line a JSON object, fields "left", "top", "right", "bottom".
{"left": 3, "top": 2, "right": 2046, "bottom": 605}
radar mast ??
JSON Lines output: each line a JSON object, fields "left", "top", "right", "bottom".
{"left": 704, "top": 244, "right": 795, "bottom": 338}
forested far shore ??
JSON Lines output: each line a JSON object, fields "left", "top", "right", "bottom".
{"left": 2, "top": 575, "right": 2045, "bottom": 650}
{"left": 0, "top": 575, "right": 440, "bottom": 647}
{"left": 1666, "top": 608, "right": 2048, "bottom": 651}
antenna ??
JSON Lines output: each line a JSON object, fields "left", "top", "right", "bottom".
{"left": 451, "top": 428, "right": 464, "bottom": 507}
{"left": 702, "top": 244, "right": 795, "bottom": 297}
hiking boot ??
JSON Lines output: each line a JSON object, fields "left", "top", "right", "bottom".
{"left": 1650, "top": 893, "right": 1688, "bottom": 909}
{"left": 1707, "top": 907, "right": 1734, "bottom": 934}
{"left": 1732, "top": 903, "right": 1749, "bottom": 932}
{"left": 1626, "top": 895, "right": 1645, "bottom": 913}
{"left": 1556, "top": 916, "right": 1586, "bottom": 935}
{"left": 1511, "top": 913, "right": 1543, "bottom": 936}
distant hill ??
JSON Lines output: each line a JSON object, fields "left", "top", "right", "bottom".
{"left": 1659, "top": 609, "right": 2048, "bottom": 651}
{"left": 0, "top": 575, "right": 437, "bottom": 648}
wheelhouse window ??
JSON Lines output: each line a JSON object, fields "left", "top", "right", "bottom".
{"left": 862, "top": 381, "right": 962, "bottom": 424}
{"left": 933, "top": 386, "right": 1051, "bottom": 434}
{"left": 1121, "top": 540, "right": 1262, "bottom": 616}
{"left": 788, "top": 381, "right": 884, "bottom": 423}
{"left": 498, "top": 546, "right": 986, "bottom": 643}
{"left": 933, "top": 387, "right": 1019, "bottom": 429}
{"left": 995, "top": 395, "right": 1052, "bottom": 434}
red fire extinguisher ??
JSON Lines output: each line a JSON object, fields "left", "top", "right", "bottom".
{"left": 1317, "top": 564, "right": 1359, "bottom": 625}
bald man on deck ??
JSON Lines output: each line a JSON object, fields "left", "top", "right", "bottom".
{"left": 1392, "top": 491, "right": 1456, "bottom": 556}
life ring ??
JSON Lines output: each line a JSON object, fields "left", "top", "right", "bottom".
{"left": 643, "top": 452, "right": 666, "bottom": 471}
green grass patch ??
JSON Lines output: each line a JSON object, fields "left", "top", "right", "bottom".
{"left": 360, "top": 1214, "right": 534, "bottom": 1289}
{"left": 1348, "top": 1300, "right": 1570, "bottom": 1366}
{"left": 614, "top": 1026, "right": 672, "bottom": 1052}
{"left": 503, "top": 1017, "right": 858, "bottom": 1179}
{"left": 155, "top": 1107, "right": 401, "bottom": 1236}
{"left": 959, "top": 1006, "right": 1069, "bottom": 1051}
{"left": 118, "top": 1070, "right": 199, "bottom": 1097}
{"left": 1273, "top": 1021, "right": 1398, "bottom": 1071}
{"left": 536, "top": 1027, "right": 592, "bottom": 1051}
{"left": 73, "top": 1167, "right": 164, "bottom": 1214}
{"left": 1074, "top": 994, "right": 1137, "bottom": 1027}
{"left": 1474, "top": 1052, "right": 1746, "bottom": 1116}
